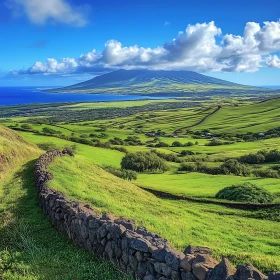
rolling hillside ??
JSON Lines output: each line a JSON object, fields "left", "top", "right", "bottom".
{"left": 49, "top": 69, "right": 269, "bottom": 96}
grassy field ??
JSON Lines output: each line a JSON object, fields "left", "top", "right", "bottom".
{"left": 137, "top": 172, "right": 280, "bottom": 199}
{"left": 18, "top": 132, "right": 124, "bottom": 168}
{"left": 48, "top": 156, "right": 280, "bottom": 273}
{"left": 1, "top": 97, "right": 280, "bottom": 277}
{"left": 193, "top": 98, "right": 280, "bottom": 133}
{"left": 0, "top": 126, "right": 131, "bottom": 280}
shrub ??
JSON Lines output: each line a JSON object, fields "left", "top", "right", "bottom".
{"left": 215, "top": 183, "right": 275, "bottom": 203}
{"left": 155, "top": 142, "right": 169, "bottom": 148}
{"left": 253, "top": 168, "right": 280, "bottom": 178}
{"left": 219, "top": 159, "right": 251, "bottom": 176}
{"left": 239, "top": 149, "right": 280, "bottom": 164}
{"left": 151, "top": 150, "right": 183, "bottom": 163}
{"left": 172, "top": 141, "right": 183, "bottom": 147}
{"left": 184, "top": 142, "right": 194, "bottom": 147}
{"left": 20, "top": 124, "right": 32, "bottom": 130}
{"left": 205, "top": 139, "right": 223, "bottom": 146}
{"left": 42, "top": 127, "right": 62, "bottom": 135}
{"left": 104, "top": 166, "right": 137, "bottom": 181}
{"left": 121, "top": 152, "right": 168, "bottom": 173}
{"left": 178, "top": 163, "right": 197, "bottom": 172}
{"left": 180, "top": 150, "right": 195, "bottom": 156}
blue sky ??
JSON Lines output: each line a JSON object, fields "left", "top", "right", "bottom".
{"left": 1, "top": 0, "right": 280, "bottom": 86}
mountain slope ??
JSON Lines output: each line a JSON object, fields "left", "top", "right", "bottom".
{"left": 0, "top": 125, "right": 40, "bottom": 182}
{"left": 50, "top": 69, "right": 268, "bottom": 96}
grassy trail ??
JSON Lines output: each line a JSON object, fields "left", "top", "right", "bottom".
{"left": 0, "top": 160, "right": 131, "bottom": 280}
{"left": 175, "top": 106, "right": 221, "bottom": 133}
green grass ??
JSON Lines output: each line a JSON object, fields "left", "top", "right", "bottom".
{"left": 48, "top": 156, "right": 280, "bottom": 273}
{"left": 0, "top": 126, "right": 131, "bottom": 280}
{"left": 194, "top": 98, "right": 280, "bottom": 133}
{"left": 0, "top": 162, "right": 132, "bottom": 280}
{"left": 18, "top": 132, "right": 124, "bottom": 168}
{"left": 137, "top": 172, "right": 280, "bottom": 199}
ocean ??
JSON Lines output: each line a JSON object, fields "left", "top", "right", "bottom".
{"left": 0, "top": 87, "right": 161, "bottom": 106}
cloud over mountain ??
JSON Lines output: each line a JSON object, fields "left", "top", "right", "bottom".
{"left": 14, "top": 20, "right": 280, "bottom": 75}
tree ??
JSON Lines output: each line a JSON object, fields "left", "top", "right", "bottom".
{"left": 172, "top": 141, "right": 183, "bottom": 147}
{"left": 121, "top": 152, "right": 168, "bottom": 173}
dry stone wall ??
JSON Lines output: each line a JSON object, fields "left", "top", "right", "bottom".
{"left": 34, "top": 150, "right": 279, "bottom": 280}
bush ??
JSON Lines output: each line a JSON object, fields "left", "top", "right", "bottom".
{"left": 21, "top": 124, "right": 32, "bottom": 130}
{"left": 219, "top": 159, "right": 251, "bottom": 176}
{"left": 180, "top": 150, "right": 195, "bottom": 156}
{"left": 215, "top": 183, "right": 275, "bottom": 203}
{"left": 121, "top": 152, "right": 168, "bottom": 173}
{"left": 205, "top": 139, "right": 223, "bottom": 146}
{"left": 184, "top": 142, "right": 194, "bottom": 147}
{"left": 253, "top": 168, "right": 280, "bottom": 178}
{"left": 104, "top": 166, "right": 137, "bottom": 181}
{"left": 239, "top": 149, "right": 280, "bottom": 164}
{"left": 151, "top": 150, "right": 184, "bottom": 163}
{"left": 178, "top": 163, "right": 197, "bottom": 172}
{"left": 42, "top": 127, "right": 62, "bottom": 135}
{"left": 172, "top": 141, "right": 183, "bottom": 147}
{"left": 155, "top": 142, "right": 169, "bottom": 148}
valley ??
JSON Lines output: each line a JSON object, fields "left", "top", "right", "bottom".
{"left": 1, "top": 96, "right": 280, "bottom": 276}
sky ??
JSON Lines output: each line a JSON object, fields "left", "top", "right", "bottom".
{"left": 1, "top": 0, "right": 280, "bottom": 86}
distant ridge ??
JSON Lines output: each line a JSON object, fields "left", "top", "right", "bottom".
{"left": 49, "top": 69, "right": 270, "bottom": 96}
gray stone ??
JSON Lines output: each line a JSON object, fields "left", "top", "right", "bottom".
{"left": 152, "top": 248, "right": 168, "bottom": 262}
{"left": 129, "top": 255, "right": 139, "bottom": 270}
{"left": 234, "top": 264, "right": 267, "bottom": 280}
{"left": 207, "top": 258, "right": 235, "bottom": 280}
{"left": 180, "top": 254, "right": 196, "bottom": 272}
{"left": 182, "top": 272, "right": 196, "bottom": 280}
{"left": 115, "top": 217, "right": 136, "bottom": 230}
{"left": 130, "top": 238, "right": 151, "bottom": 252}
{"left": 165, "top": 250, "right": 180, "bottom": 270}
{"left": 185, "top": 245, "right": 212, "bottom": 256}
{"left": 137, "top": 261, "right": 149, "bottom": 278}
{"left": 97, "top": 224, "right": 107, "bottom": 238}
{"left": 268, "top": 273, "right": 280, "bottom": 280}
{"left": 192, "top": 254, "right": 218, "bottom": 280}
{"left": 144, "top": 275, "right": 156, "bottom": 280}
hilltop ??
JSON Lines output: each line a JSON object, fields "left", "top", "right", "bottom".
{"left": 48, "top": 69, "right": 268, "bottom": 96}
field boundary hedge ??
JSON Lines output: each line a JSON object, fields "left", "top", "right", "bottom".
{"left": 34, "top": 150, "right": 278, "bottom": 280}
{"left": 140, "top": 187, "right": 280, "bottom": 210}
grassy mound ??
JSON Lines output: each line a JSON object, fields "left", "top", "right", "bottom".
{"left": 215, "top": 183, "right": 275, "bottom": 203}
{"left": 0, "top": 125, "right": 40, "bottom": 175}
{"left": 48, "top": 156, "right": 280, "bottom": 272}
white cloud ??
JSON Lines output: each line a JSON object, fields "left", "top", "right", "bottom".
{"left": 28, "top": 58, "right": 78, "bottom": 74}
{"left": 266, "top": 55, "right": 280, "bottom": 68}
{"left": 15, "top": 20, "right": 280, "bottom": 75}
{"left": 7, "top": 0, "right": 88, "bottom": 26}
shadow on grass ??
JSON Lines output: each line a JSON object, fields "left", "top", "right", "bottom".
{"left": 0, "top": 160, "right": 132, "bottom": 280}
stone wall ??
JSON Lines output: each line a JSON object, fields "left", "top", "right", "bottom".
{"left": 34, "top": 150, "right": 279, "bottom": 280}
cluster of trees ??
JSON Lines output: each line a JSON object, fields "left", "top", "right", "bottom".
{"left": 178, "top": 159, "right": 251, "bottom": 176}
{"left": 171, "top": 141, "right": 196, "bottom": 147}
{"left": 150, "top": 150, "right": 184, "bottom": 163}
{"left": 2, "top": 101, "right": 198, "bottom": 123}
{"left": 104, "top": 166, "right": 137, "bottom": 181}
{"left": 205, "top": 139, "right": 234, "bottom": 146}
{"left": 121, "top": 152, "right": 168, "bottom": 173}
{"left": 239, "top": 149, "right": 280, "bottom": 164}
{"left": 215, "top": 183, "right": 275, "bottom": 204}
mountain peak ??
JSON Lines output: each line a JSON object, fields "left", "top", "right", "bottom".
{"left": 51, "top": 69, "right": 266, "bottom": 96}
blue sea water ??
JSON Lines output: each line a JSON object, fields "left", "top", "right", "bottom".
{"left": 0, "top": 87, "right": 163, "bottom": 106}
